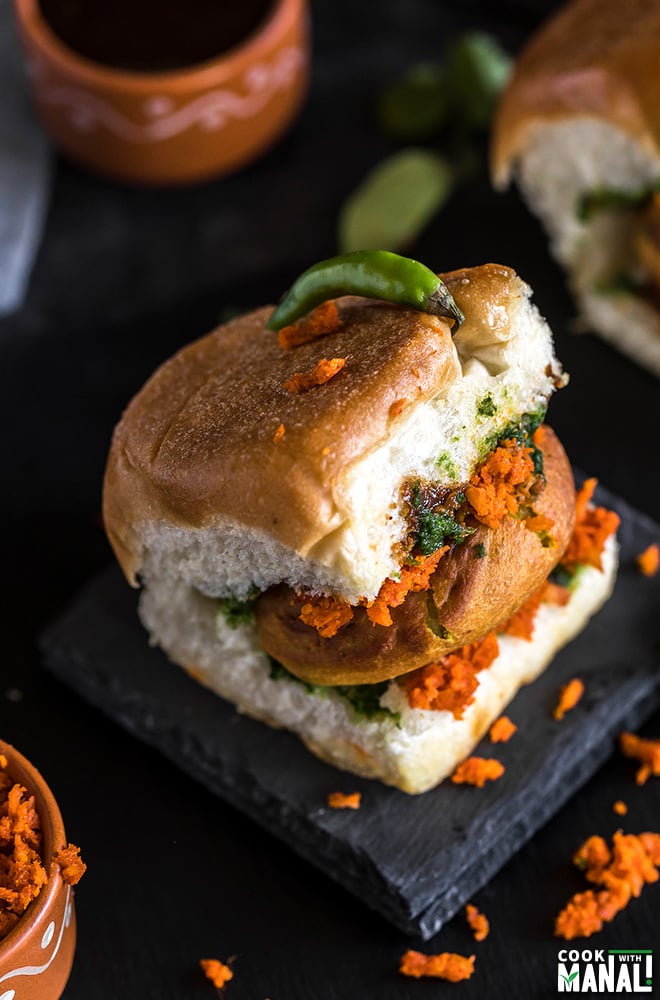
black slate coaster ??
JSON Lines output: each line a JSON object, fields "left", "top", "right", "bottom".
{"left": 41, "top": 484, "right": 660, "bottom": 939}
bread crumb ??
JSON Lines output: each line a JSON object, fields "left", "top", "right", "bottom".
{"left": 327, "top": 791, "right": 361, "bottom": 810}
{"left": 489, "top": 716, "right": 517, "bottom": 743}
{"left": 399, "top": 950, "right": 475, "bottom": 981}
{"left": 554, "top": 678, "right": 584, "bottom": 721}
{"left": 636, "top": 543, "right": 659, "bottom": 577}
{"left": 620, "top": 731, "right": 660, "bottom": 785}
{"left": 272, "top": 423, "right": 285, "bottom": 443}
{"left": 451, "top": 757, "right": 505, "bottom": 787}
{"left": 465, "top": 903, "right": 489, "bottom": 941}
{"left": 283, "top": 358, "right": 345, "bottom": 393}
{"left": 200, "top": 958, "right": 233, "bottom": 989}
{"left": 613, "top": 801, "right": 628, "bottom": 816}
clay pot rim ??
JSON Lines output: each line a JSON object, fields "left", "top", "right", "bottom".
{"left": 13, "top": 0, "right": 300, "bottom": 93}
{"left": 0, "top": 739, "right": 66, "bottom": 963}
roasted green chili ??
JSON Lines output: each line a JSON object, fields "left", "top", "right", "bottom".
{"left": 267, "top": 250, "right": 464, "bottom": 332}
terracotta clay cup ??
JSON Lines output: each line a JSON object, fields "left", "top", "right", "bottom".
{"left": 0, "top": 741, "right": 76, "bottom": 1000}
{"left": 13, "top": 0, "right": 310, "bottom": 185}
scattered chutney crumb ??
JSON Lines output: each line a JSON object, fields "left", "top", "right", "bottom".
{"left": 636, "top": 543, "right": 659, "bottom": 577}
{"left": 619, "top": 732, "right": 660, "bottom": 785}
{"left": 613, "top": 801, "right": 628, "bottom": 816}
{"left": 451, "top": 757, "right": 505, "bottom": 788}
{"left": 465, "top": 903, "right": 489, "bottom": 941}
{"left": 555, "top": 830, "right": 660, "bottom": 939}
{"left": 640, "top": 832, "right": 660, "bottom": 864}
{"left": 560, "top": 478, "right": 620, "bottom": 573}
{"left": 489, "top": 716, "right": 517, "bottom": 744}
{"left": 200, "top": 958, "right": 234, "bottom": 989}
{"left": 365, "top": 547, "right": 447, "bottom": 628}
{"left": 554, "top": 678, "right": 584, "bottom": 721}
{"left": 500, "top": 586, "right": 545, "bottom": 641}
{"left": 327, "top": 792, "right": 361, "bottom": 810}
{"left": 283, "top": 357, "right": 346, "bottom": 393}
{"left": 272, "top": 423, "right": 285, "bottom": 443}
{"left": 404, "top": 633, "right": 499, "bottom": 719}
{"left": 298, "top": 547, "right": 447, "bottom": 637}
{"left": 298, "top": 594, "right": 355, "bottom": 639}
{"left": 389, "top": 398, "right": 407, "bottom": 419}
{"left": 399, "top": 950, "right": 475, "bottom": 981}
{"left": 277, "top": 300, "right": 342, "bottom": 349}
{"left": 53, "top": 844, "right": 86, "bottom": 886}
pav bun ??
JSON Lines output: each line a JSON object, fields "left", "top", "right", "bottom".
{"left": 493, "top": 0, "right": 660, "bottom": 375}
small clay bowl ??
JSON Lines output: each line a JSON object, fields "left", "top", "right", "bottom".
{"left": 13, "top": 0, "right": 310, "bottom": 185}
{"left": 0, "top": 741, "right": 76, "bottom": 1000}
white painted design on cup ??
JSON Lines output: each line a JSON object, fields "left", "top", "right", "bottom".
{"left": 35, "top": 47, "right": 305, "bottom": 143}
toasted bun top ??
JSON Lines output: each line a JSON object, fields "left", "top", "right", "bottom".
{"left": 492, "top": 0, "right": 660, "bottom": 187}
{"left": 104, "top": 296, "right": 457, "bottom": 580}
{"left": 103, "top": 263, "right": 560, "bottom": 601}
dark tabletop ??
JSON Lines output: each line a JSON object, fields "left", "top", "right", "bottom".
{"left": 1, "top": 1, "right": 659, "bottom": 997}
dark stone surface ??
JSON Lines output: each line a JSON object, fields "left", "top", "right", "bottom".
{"left": 2, "top": 0, "right": 660, "bottom": 994}
{"left": 41, "top": 484, "right": 660, "bottom": 939}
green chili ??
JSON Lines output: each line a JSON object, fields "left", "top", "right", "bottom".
{"left": 267, "top": 250, "right": 464, "bottom": 332}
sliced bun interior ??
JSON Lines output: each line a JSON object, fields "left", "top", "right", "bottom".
{"left": 493, "top": 0, "right": 660, "bottom": 375}
{"left": 140, "top": 536, "right": 617, "bottom": 794}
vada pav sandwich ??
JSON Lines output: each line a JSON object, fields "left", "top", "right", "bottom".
{"left": 103, "top": 252, "right": 619, "bottom": 793}
{"left": 493, "top": 0, "right": 660, "bottom": 376}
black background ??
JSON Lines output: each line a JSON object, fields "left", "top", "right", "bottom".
{"left": 1, "top": 0, "right": 659, "bottom": 997}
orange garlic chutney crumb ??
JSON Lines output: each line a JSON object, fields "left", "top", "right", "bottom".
{"left": 297, "top": 547, "right": 447, "bottom": 637}
{"left": 465, "top": 903, "right": 490, "bottom": 941}
{"left": 619, "top": 732, "right": 660, "bottom": 785}
{"left": 364, "top": 548, "right": 447, "bottom": 628}
{"left": 399, "top": 950, "right": 475, "bottom": 981}
{"left": 554, "top": 678, "right": 584, "bottom": 721}
{"left": 451, "top": 757, "right": 505, "bottom": 788}
{"left": 389, "top": 398, "right": 407, "bottom": 419}
{"left": 327, "top": 791, "right": 361, "bottom": 810}
{"left": 298, "top": 595, "right": 355, "bottom": 639}
{"left": 277, "top": 300, "right": 342, "bottom": 349}
{"left": 464, "top": 438, "right": 537, "bottom": 531}
{"left": 283, "top": 357, "right": 345, "bottom": 393}
{"left": 613, "top": 801, "right": 628, "bottom": 816}
{"left": 404, "top": 633, "right": 499, "bottom": 718}
{"left": 561, "top": 479, "right": 620, "bottom": 572}
{"left": 200, "top": 958, "right": 234, "bottom": 988}
{"left": 272, "top": 423, "right": 286, "bottom": 443}
{"left": 489, "top": 716, "right": 517, "bottom": 744}
{"left": 555, "top": 830, "right": 660, "bottom": 940}
{"left": 53, "top": 844, "right": 86, "bottom": 886}
{"left": 636, "top": 543, "right": 659, "bottom": 577}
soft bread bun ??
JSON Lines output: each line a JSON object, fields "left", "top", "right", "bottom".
{"left": 138, "top": 535, "right": 618, "bottom": 794}
{"left": 492, "top": 0, "right": 660, "bottom": 375}
{"left": 255, "top": 426, "right": 575, "bottom": 685}
{"left": 103, "top": 264, "right": 561, "bottom": 605}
